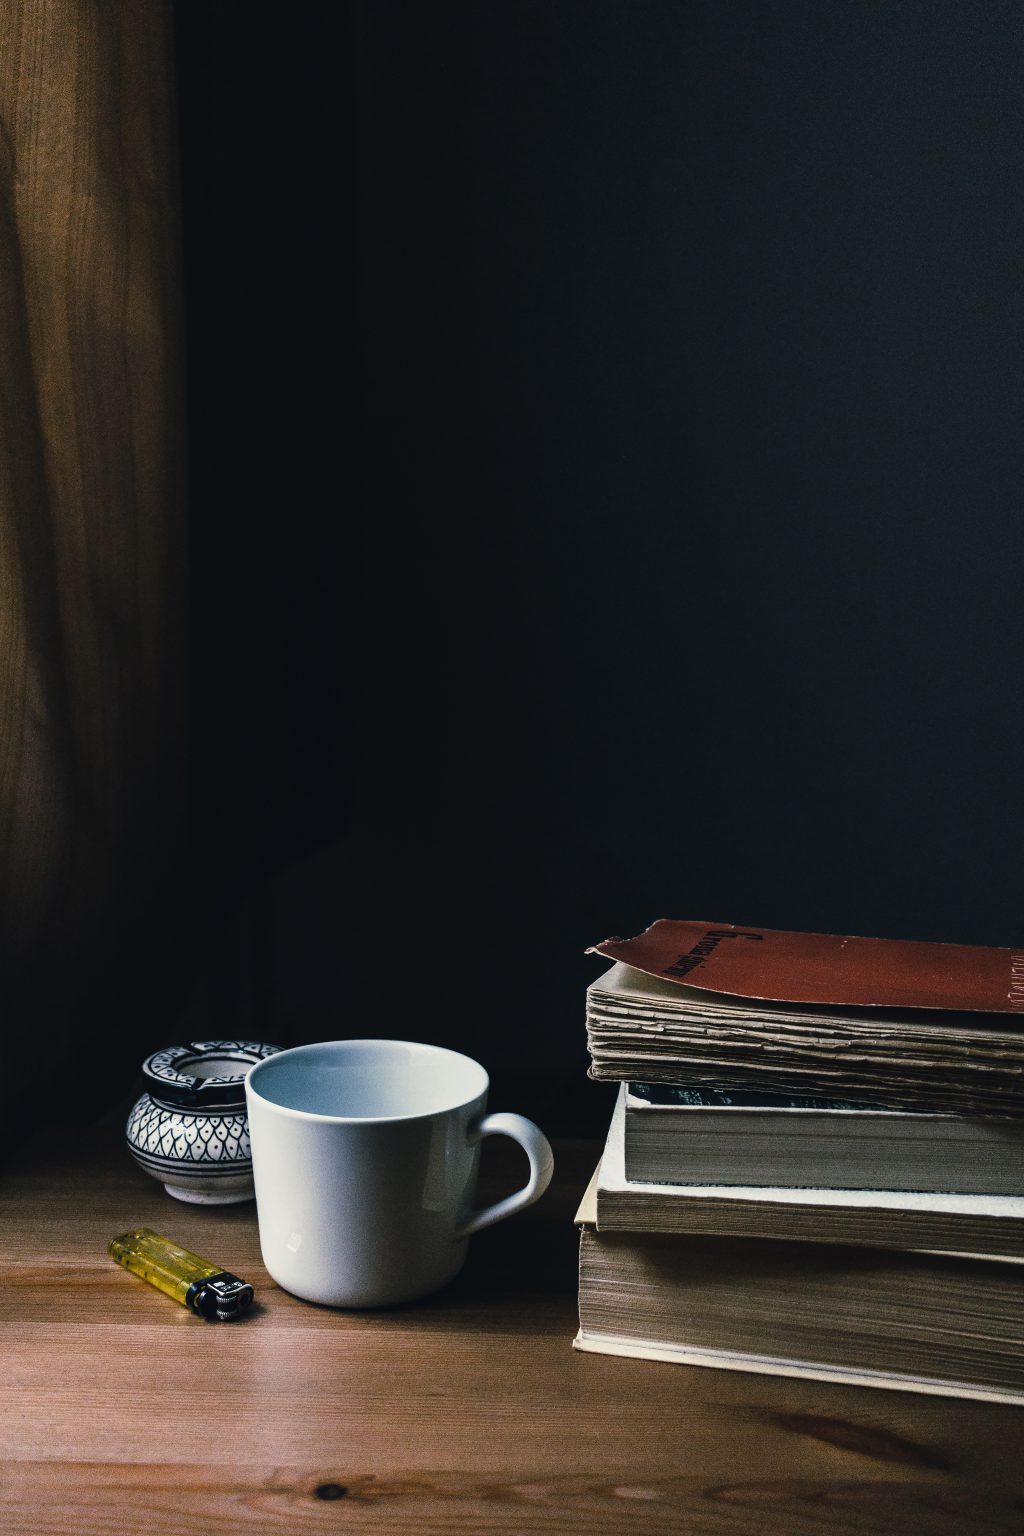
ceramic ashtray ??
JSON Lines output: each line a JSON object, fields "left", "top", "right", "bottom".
{"left": 126, "top": 1039, "right": 282, "bottom": 1204}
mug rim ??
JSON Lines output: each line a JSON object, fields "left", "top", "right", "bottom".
{"left": 244, "top": 1038, "right": 490, "bottom": 1125}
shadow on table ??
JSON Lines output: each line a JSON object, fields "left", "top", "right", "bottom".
{"left": 387, "top": 1215, "right": 582, "bottom": 1332}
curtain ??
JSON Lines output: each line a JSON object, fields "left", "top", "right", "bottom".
{"left": 0, "top": 1, "right": 185, "bottom": 1130}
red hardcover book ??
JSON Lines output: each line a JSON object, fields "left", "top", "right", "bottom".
{"left": 585, "top": 922, "right": 1024, "bottom": 1115}
{"left": 589, "top": 919, "right": 1024, "bottom": 1014}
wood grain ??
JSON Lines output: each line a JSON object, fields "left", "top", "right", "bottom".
{"left": 2, "top": 1131, "right": 1024, "bottom": 1534}
{"left": 0, "top": 0, "right": 185, "bottom": 1130}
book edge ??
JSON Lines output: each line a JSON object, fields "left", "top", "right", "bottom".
{"left": 571, "top": 1329, "right": 1024, "bottom": 1405}
{"left": 600, "top": 1087, "right": 1024, "bottom": 1221}
{"left": 575, "top": 1161, "right": 600, "bottom": 1226}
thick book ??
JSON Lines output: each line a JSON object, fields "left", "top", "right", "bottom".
{"left": 624, "top": 1080, "right": 1024, "bottom": 1194}
{"left": 597, "top": 1086, "right": 1024, "bottom": 1259}
{"left": 586, "top": 921, "right": 1024, "bottom": 1116}
{"left": 574, "top": 1169, "right": 1024, "bottom": 1405}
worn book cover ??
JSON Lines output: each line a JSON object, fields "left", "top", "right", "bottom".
{"left": 589, "top": 920, "right": 1024, "bottom": 1014}
{"left": 586, "top": 924, "right": 1024, "bottom": 1114}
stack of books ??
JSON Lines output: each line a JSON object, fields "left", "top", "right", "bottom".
{"left": 575, "top": 919, "right": 1024, "bottom": 1404}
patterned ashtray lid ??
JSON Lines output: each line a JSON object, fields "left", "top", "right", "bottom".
{"left": 142, "top": 1040, "right": 282, "bottom": 1108}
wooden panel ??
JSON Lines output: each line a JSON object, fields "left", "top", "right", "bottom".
{"left": 2, "top": 1131, "right": 1024, "bottom": 1535}
{"left": 0, "top": 1, "right": 185, "bottom": 1122}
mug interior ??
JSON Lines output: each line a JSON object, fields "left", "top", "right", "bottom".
{"left": 247, "top": 1039, "right": 488, "bottom": 1121}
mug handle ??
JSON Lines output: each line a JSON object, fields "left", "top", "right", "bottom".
{"left": 456, "top": 1112, "right": 555, "bottom": 1238}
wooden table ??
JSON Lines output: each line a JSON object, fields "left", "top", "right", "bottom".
{"left": 3, "top": 1129, "right": 1024, "bottom": 1535}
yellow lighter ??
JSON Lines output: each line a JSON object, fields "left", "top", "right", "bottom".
{"left": 108, "top": 1228, "right": 254, "bottom": 1319}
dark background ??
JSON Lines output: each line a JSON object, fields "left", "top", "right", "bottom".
{"left": 160, "top": 0, "right": 1024, "bottom": 1135}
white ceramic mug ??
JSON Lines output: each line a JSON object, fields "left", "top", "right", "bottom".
{"left": 245, "top": 1039, "right": 555, "bottom": 1307}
